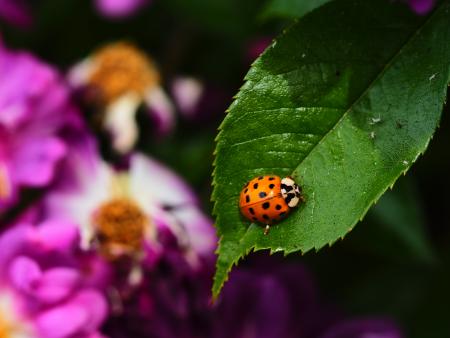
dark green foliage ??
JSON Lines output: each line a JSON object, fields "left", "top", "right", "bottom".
{"left": 213, "top": 0, "right": 450, "bottom": 297}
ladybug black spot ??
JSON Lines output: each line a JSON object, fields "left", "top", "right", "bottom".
{"left": 252, "top": 217, "right": 258, "bottom": 221}
{"left": 259, "top": 192, "right": 267, "bottom": 198}
{"left": 258, "top": 176, "right": 264, "bottom": 180}
{"left": 279, "top": 212, "right": 286, "bottom": 217}
{"left": 269, "top": 184, "right": 275, "bottom": 189}
{"left": 262, "top": 202, "right": 270, "bottom": 210}
{"left": 268, "top": 177, "right": 275, "bottom": 181}
{"left": 275, "top": 204, "right": 282, "bottom": 210}
{"left": 249, "top": 207, "right": 255, "bottom": 215}
{"left": 253, "top": 183, "right": 259, "bottom": 189}
{"left": 263, "top": 214, "right": 269, "bottom": 220}
{"left": 245, "top": 195, "right": 250, "bottom": 203}
{"left": 244, "top": 188, "right": 248, "bottom": 193}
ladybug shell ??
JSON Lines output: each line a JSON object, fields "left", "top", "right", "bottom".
{"left": 239, "top": 175, "right": 290, "bottom": 225}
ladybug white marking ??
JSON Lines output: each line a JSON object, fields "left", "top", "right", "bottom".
{"left": 280, "top": 177, "right": 302, "bottom": 208}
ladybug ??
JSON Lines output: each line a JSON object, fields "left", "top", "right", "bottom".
{"left": 239, "top": 175, "right": 304, "bottom": 234}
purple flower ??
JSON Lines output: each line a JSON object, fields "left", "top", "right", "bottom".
{"left": 320, "top": 318, "right": 404, "bottom": 338}
{"left": 94, "top": 0, "right": 152, "bottom": 18}
{"left": 68, "top": 42, "right": 175, "bottom": 154}
{"left": 171, "top": 77, "right": 230, "bottom": 124}
{"left": 213, "top": 255, "right": 404, "bottom": 338}
{"left": 0, "top": 0, "right": 32, "bottom": 27}
{"left": 408, "top": 0, "right": 435, "bottom": 14}
{"left": 39, "top": 150, "right": 216, "bottom": 336}
{"left": 43, "top": 151, "right": 216, "bottom": 277}
{"left": 0, "top": 220, "right": 110, "bottom": 338}
{"left": 0, "top": 44, "right": 88, "bottom": 213}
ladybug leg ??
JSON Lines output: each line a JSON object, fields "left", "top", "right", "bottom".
{"left": 264, "top": 224, "right": 270, "bottom": 235}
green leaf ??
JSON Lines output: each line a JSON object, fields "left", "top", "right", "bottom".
{"left": 261, "top": 0, "right": 332, "bottom": 20}
{"left": 212, "top": 0, "right": 450, "bottom": 298}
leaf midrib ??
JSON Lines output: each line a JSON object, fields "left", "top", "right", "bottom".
{"left": 286, "top": 3, "right": 445, "bottom": 178}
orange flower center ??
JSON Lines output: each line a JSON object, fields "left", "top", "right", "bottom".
{"left": 89, "top": 42, "right": 160, "bottom": 104}
{"left": 0, "top": 316, "right": 9, "bottom": 338}
{"left": 0, "top": 166, "right": 10, "bottom": 200}
{"left": 93, "top": 198, "right": 147, "bottom": 259}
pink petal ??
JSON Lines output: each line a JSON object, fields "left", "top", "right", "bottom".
{"left": 0, "top": 224, "right": 28, "bottom": 269}
{"left": 70, "top": 290, "right": 109, "bottom": 333}
{"left": 145, "top": 86, "right": 175, "bottom": 137}
{"left": 12, "top": 136, "right": 67, "bottom": 186}
{"left": 36, "top": 303, "right": 89, "bottom": 338}
{"left": 29, "top": 220, "right": 80, "bottom": 252}
{"left": 171, "top": 77, "right": 204, "bottom": 118}
{"left": 9, "top": 256, "right": 42, "bottom": 294}
{"left": 409, "top": 0, "right": 435, "bottom": 14}
{"left": 34, "top": 268, "right": 80, "bottom": 304}
{"left": 0, "top": 0, "right": 33, "bottom": 28}
{"left": 95, "top": 0, "right": 150, "bottom": 18}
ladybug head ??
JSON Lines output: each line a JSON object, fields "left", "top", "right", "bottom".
{"left": 280, "top": 177, "right": 302, "bottom": 208}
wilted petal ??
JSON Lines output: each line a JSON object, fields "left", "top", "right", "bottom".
{"left": 104, "top": 93, "right": 141, "bottom": 154}
{"left": 144, "top": 86, "right": 175, "bottom": 137}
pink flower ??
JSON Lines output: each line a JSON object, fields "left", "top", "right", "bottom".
{"left": 211, "top": 255, "right": 404, "bottom": 338}
{"left": 94, "top": 0, "right": 152, "bottom": 19}
{"left": 408, "top": 0, "right": 435, "bottom": 14}
{"left": 0, "top": 220, "right": 110, "bottom": 338}
{"left": 0, "top": 44, "right": 88, "bottom": 213}
{"left": 171, "top": 77, "right": 230, "bottom": 124}
{"left": 43, "top": 151, "right": 216, "bottom": 283}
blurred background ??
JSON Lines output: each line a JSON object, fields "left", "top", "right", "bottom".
{"left": 1, "top": 1, "right": 450, "bottom": 337}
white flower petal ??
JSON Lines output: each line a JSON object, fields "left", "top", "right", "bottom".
{"left": 171, "top": 77, "right": 204, "bottom": 117}
{"left": 66, "top": 58, "right": 95, "bottom": 88}
{"left": 104, "top": 93, "right": 141, "bottom": 154}
{"left": 144, "top": 86, "right": 175, "bottom": 136}
{"left": 129, "top": 153, "right": 197, "bottom": 213}
{"left": 171, "top": 206, "right": 216, "bottom": 256}
{"left": 45, "top": 158, "right": 113, "bottom": 250}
